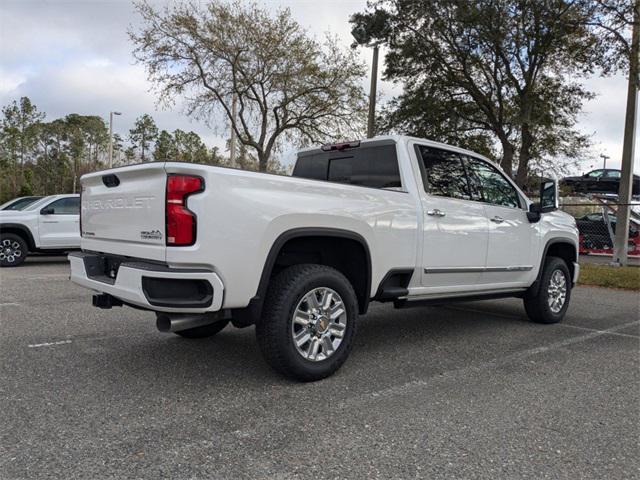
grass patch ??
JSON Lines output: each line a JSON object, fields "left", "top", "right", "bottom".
{"left": 579, "top": 263, "right": 640, "bottom": 290}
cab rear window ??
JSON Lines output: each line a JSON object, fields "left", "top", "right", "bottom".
{"left": 293, "top": 144, "right": 401, "bottom": 189}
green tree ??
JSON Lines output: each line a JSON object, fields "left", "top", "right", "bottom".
{"left": 130, "top": 0, "right": 367, "bottom": 172}
{"left": 170, "top": 129, "right": 212, "bottom": 163}
{"left": 0, "top": 97, "right": 45, "bottom": 197}
{"left": 352, "top": 0, "right": 609, "bottom": 185}
{"left": 63, "top": 114, "right": 109, "bottom": 191}
{"left": 154, "top": 129, "right": 173, "bottom": 161}
{"left": 128, "top": 114, "right": 158, "bottom": 162}
{"left": 36, "top": 119, "right": 72, "bottom": 194}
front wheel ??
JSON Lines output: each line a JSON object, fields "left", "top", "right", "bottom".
{"left": 524, "top": 256, "right": 572, "bottom": 324}
{"left": 0, "top": 233, "right": 27, "bottom": 267}
{"left": 256, "top": 264, "right": 358, "bottom": 382}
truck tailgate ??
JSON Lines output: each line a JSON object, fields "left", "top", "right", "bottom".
{"left": 80, "top": 163, "right": 167, "bottom": 261}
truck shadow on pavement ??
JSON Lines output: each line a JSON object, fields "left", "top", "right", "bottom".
{"left": 99, "top": 301, "right": 535, "bottom": 388}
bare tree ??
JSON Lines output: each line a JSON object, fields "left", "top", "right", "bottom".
{"left": 130, "top": 0, "right": 367, "bottom": 171}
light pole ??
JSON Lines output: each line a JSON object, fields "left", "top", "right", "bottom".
{"left": 613, "top": 1, "right": 639, "bottom": 267}
{"left": 351, "top": 15, "right": 385, "bottom": 139}
{"left": 366, "top": 44, "right": 381, "bottom": 139}
{"left": 600, "top": 153, "right": 609, "bottom": 170}
{"left": 108, "top": 111, "right": 122, "bottom": 168}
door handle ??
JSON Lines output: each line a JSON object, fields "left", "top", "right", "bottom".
{"left": 427, "top": 209, "right": 446, "bottom": 217}
{"left": 490, "top": 216, "right": 504, "bottom": 223}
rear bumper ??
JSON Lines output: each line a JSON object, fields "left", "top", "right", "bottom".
{"left": 68, "top": 252, "right": 224, "bottom": 313}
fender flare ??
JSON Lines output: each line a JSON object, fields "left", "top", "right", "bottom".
{"left": 232, "top": 227, "right": 372, "bottom": 325}
{"left": 0, "top": 223, "right": 36, "bottom": 251}
{"left": 529, "top": 238, "right": 578, "bottom": 296}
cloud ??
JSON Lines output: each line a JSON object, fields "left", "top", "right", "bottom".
{"left": 0, "top": 0, "right": 636, "bottom": 173}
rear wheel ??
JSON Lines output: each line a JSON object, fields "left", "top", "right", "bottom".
{"left": 524, "top": 256, "right": 572, "bottom": 324}
{"left": 175, "top": 320, "right": 229, "bottom": 339}
{"left": 0, "top": 233, "right": 27, "bottom": 267}
{"left": 256, "top": 264, "right": 358, "bottom": 382}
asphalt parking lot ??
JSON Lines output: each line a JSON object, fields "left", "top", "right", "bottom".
{"left": 1, "top": 257, "right": 638, "bottom": 479}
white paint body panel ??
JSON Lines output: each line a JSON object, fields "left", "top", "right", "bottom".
{"left": 68, "top": 254, "right": 224, "bottom": 312}
{"left": 71, "top": 135, "right": 579, "bottom": 312}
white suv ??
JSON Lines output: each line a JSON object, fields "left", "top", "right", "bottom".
{"left": 0, "top": 194, "right": 80, "bottom": 267}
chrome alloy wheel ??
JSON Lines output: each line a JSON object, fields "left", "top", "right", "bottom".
{"left": 0, "top": 239, "right": 22, "bottom": 264}
{"left": 291, "top": 287, "right": 347, "bottom": 362}
{"left": 547, "top": 269, "right": 567, "bottom": 314}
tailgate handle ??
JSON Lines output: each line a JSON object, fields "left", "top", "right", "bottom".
{"left": 102, "top": 174, "right": 120, "bottom": 188}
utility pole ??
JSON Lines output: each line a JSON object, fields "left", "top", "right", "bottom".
{"left": 600, "top": 153, "right": 609, "bottom": 170}
{"left": 613, "top": 1, "right": 639, "bottom": 266}
{"left": 230, "top": 95, "right": 237, "bottom": 167}
{"left": 367, "top": 44, "right": 380, "bottom": 138}
{"left": 108, "top": 111, "right": 122, "bottom": 169}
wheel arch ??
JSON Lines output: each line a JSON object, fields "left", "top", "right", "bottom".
{"left": 529, "top": 238, "right": 578, "bottom": 296}
{"left": 0, "top": 223, "right": 35, "bottom": 251}
{"left": 231, "top": 227, "right": 372, "bottom": 326}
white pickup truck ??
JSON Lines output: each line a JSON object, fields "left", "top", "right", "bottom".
{"left": 70, "top": 136, "right": 579, "bottom": 381}
{"left": 0, "top": 194, "right": 80, "bottom": 267}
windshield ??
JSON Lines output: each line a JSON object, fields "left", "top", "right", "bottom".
{"left": 0, "top": 196, "right": 43, "bottom": 211}
{"left": 24, "top": 196, "right": 57, "bottom": 211}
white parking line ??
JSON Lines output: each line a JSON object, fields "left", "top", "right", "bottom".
{"left": 0, "top": 303, "right": 20, "bottom": 307}
{"left": 342, "top": 319, "right": 640, "bottom": 406}
{"left": 445, "top": 305, "right": 640, "bottom": 338}
{"left": 10, "top": 274, "right": 69, "bottom": 280}
{"left": 28, "top": 340, "right": 72, "bottom": 348}
{"left": 558, "top": 323, "right": 640, "bottom": 339}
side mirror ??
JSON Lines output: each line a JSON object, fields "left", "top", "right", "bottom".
{"left": 539, "top": 178, "right": 558, "bottom": 213}
{"left": 527, "top": 178, "right": 558, "bottom": 223}
{"left": 527, "top": 202, "right": 542, "bottom": 223}
{"left": 40, "top": 207, "right": 54, "bottom": 215}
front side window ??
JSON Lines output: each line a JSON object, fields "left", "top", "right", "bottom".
{"left": 586, "top": 170, "right": 604, "bottom": 178}
{"left": 417, "top": 146, "right": 471, "bottom": 200}
{"left": 466, "top": 157, "right": 520, "bottom": 209}
{"left": 45, "top": 197, "right": 80, "bottom": 215}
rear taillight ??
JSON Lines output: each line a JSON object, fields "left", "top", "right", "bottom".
{"left": 166, "top": 174, "right": 204, "bottom": 246}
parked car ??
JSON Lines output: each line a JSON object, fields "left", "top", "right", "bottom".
{"left": 561, "top": 169, "right": 640, "bottom": 195}
{"left": 70, "top": 136, "right": 579, "bottom": 381}
{"left": 0, "top": 196, "right": 43, "bottom": 211}
{"left": 577, "top": 212, "right": 639, "bottom": 251}
{"left": 0, "top": 194, "right": 80, "bottom": 267}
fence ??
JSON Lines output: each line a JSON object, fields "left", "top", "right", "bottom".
{"left": 558, "top": 194, "right": 640, "bottom": 258}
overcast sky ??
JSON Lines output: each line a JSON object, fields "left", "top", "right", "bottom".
{"left": 1, "top": 0, "right": 637, "bottom": 173}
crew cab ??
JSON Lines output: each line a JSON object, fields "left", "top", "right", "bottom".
{"left": 0, "top": 194, "right": 80, "bottom": 267}
{"left": 69, "top": 136, "right": 579, "bottom": 381}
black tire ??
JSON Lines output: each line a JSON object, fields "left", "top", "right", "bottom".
{"left": 256, "top": 264, "right": 358, "bottom": 382}
{"left": 175, "top": 320, "right": 229, "bottom": 339}
{"left": 524, "top": 256, "right": 572, "bottom": 324}
{"left": 0, "top": 233, "right": 28, "bottom": 267}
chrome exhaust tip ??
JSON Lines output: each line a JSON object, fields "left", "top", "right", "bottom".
{"left": 156, "top": 313, "right": 222, "bottom": 333}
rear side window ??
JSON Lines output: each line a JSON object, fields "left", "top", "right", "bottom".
{"left": 417, "top": 146, "right": 471, "bottom": 200}
{"left": 292, "top": 155, "right": 328, "bottom": 181}
{"left": 293, "top": 145, "right": 401, "bottom": 189}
